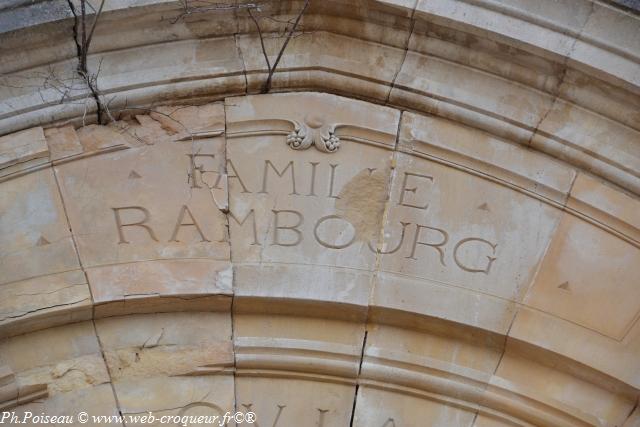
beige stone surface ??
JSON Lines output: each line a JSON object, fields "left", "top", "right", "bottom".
{"left": 0, "top": 15, "right": 639, "bottom": 418}
{"left": 0, "top": 168, "right": 79, "bottom": 285}
{"left": 530, "top": 99, "right": 640, "bottom": 195}
{"left": 44, "top": 125, "right": 83, "bottom": 162}
{"left": 15, "top": 384, "right": 120, "bottom": 427}
{"left": 87, "top": 259, "right": 232, "bottom": 316}
{"left": 234, "top": 312, "right": 364, "bottom": 378}
{"left": 0, "top": 270, "right": 91, "bottom": 339}
{"left": 567, "top": 173, "right": 640, "bottom": 244}
{"left": 238, "top": 31, "right": 406, "bottom": 99}
{"left": 490, "top": 346, "right": 635, "bottom": 427}
{"left": 93, "top": 312, "right": 234, "bottom": 426}
{"left": 226, "top": 92, "right": 400, "bottom": 309}
{"left": 55, "top": 136, "right": 228, "bottom": 267}
{"left": 0, "top": 127, "right": 48, "bottom": 170}
{"left": 0, "top": 322, "right": 110, "bottom": 396}
{"left": 95, "top": 312, "right": 233, "bottom": 380}
{"left": 398, "top": 112, "right": 576, "bottom": 203}
{"left": 372, "top": 149, "right": 564, "bottom": 333}
{"left": 236, "top": 377, "right": 355, "bottom": 427}
{"left": 523, "top": 213, "right": 640, "bottom": 340}
{"left": 352, "top": 387, "right": 477, "bottom": 427}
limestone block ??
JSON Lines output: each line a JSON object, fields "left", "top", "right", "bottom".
{"left": 398, "top": 112, "right": 576, "bottom": 203}
{"left": 490, "top": 346, "right": 636, "bottom": 427}
{"left": 0, "top": 322, "right": 110, "bottom": 397}
{"left": 234, "top": 312, "right": 364, "bottom": 378}
{"left": 236, "top": 377, "right": 354, "bottom": 427}
{"left": 148, "top": 104, "right": 225, "bottom": 140}
{"left": 558, "top": 69, "right": 640, "bottom": 134}
{"left": 356, "top": 321, "right": 509, "bottom": 427}
{"left": 523, "top": 213, "right": 640, "bottom": 340}
{"left": 352, "top": 386, "right": 477, "bottom": 427}
{"left": 569, "top": 3, "right": 640, "bottom": 89}
{"left": 95, "top": 312, "right": 233, "bottom": 380}
{"left": 87, "top": 259, "right": 232, "bottom": 317}
{"left": 509, "top": 306, "right": 640, "bottom": 389}
{"left": 0, "top": 270, "right": 92, "bottom": 339}
{"left": 0, "top": 365, "right": 47, "bottom": 411}
{"left": 75, "top": 124, "right": 132, "bottom": 153}
{"left": 96, "top": 312, "right": 235, "bottom": 424}
{"left": 625, "top": 405, "right": 640, "bottom": 427}
{"left": 472, "top": 415, "right": 516, "bottom": 427}
{"left": 44, "top": 125, "right": 84, "bottom": 162}
{"left": 237, "top": 31, "right": 406, "bottom": 99}
{"left": 530, "top": 99, "right": 640, "bottom": 195}
{"left": 371, "top": 148, "right": 564, "bottom": 333}
{"left": 567, "top": 173, "right": 640, "bottom": 244}
{"left": 414, "top": 0, "right": 589, "bottom": 60}
{"left": 0, "top": 127, "right": 49, "bottom": 170}
{"left": 390, "top": 45, "right": 556, "bottom": 138}
{"left": 93, "top": 36, "right": 246, "bottom": 105}
{"left": 55, "top": 137, "right": 228, "bottom": 267}
{"left": 407, "top": 19, "right": 565, "bottom": 95}
{"left": 55, "top": 122, "right": 231, "bottom": 313}
{"left": 364, "top": 323, "right": 503, "bottom": 383}
{"left": 226, "top": 92, "right": 400, "bottom": 309}
{"left": 0, "top": 167, "right": 80, "bottom": 286}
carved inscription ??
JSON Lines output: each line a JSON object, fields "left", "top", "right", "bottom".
{"left": 111, "top": 159, "right": 499, "bottom": 275}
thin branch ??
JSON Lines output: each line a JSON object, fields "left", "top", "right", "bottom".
{"left": 261, "top": 0, "right": 311, "bottom": 93}
{"left": 248, "top": 7, "right": 271, "bottom": 71}
{"left": 68, "top": 0, "right": 107, "bottom": 123}
{"left": 85, "top": 0, "right": 106, "bottom": 53}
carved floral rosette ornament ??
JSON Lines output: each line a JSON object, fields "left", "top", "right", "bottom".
{"left": 286, "top": 115, "right": 341, "bottom": 153}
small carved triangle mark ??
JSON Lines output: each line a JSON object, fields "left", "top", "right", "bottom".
{"left": 477, "top": 202, "right": 490, "bottom": 212}
{"left": 128, "top": 170, "right": 142, "bottom": 179}
{"left": 36, "top": 236, "right": 50, "bottom": 246}
{"left": 558, "top": 281, "right": 570, "bottom": 291}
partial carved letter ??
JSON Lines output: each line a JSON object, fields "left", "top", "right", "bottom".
{"left": 170, "top": 205, "right": 210, "bottom": 242}
{"left": 453, "top": 237, "right": 497, "bottom": 274}
{"left": 112, "top": 206, "right": 158, "bottom": 244}
{"left": 227, "top": 209, "right": 260, "bottom": 245}
{"left": 260, "top": 160, "right": 298, "bottom": 195}
{"left": 187, "top": 154, "right": 217, "bottom": 189}
{"left": 314, "top": 215, "right": 356, "bottom": 249}
{"left": 406, "top": 224, "right": 449, "bottom": 266}
{"left": 272, "top": 210, "right": 303, "bottom": 247}
{"left": 398, "top": 172, "right": 433, "bottom": 210}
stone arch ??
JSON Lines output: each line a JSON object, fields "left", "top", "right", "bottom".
{"left": 0, "top": 1, "right": 639, "bottom": 426}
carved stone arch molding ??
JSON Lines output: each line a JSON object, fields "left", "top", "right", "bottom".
{"left": 1, "top": 1, "right": 640, "bottom": 426}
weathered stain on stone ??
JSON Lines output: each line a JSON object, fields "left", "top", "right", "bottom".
{"left": 335, "top": 167, "right": 389, "bottom": 243}
{"left": 104, "top": 343, "right": 233, "bottom": 381}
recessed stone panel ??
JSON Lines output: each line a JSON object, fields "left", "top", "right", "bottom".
{"left": 372, "top": 149, "right": 563, "bottom": 333}
{"left": 96, "top": 312, "right": 234, "bottom": 427}
{"left": 226, "top": 92, "right": 400, "bottom": 308}
{"left": 523, "top": 213, "right": 640, "bottom": 340}
{"left": 0, "top": 168, "right": 79, "bottom": 285}
{"left": 55, "top": 136, "right": 229, "bottom": 267}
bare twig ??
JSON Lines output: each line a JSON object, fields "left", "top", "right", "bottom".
{"left": 248, "top": 7, "right": 272, "bottom": 72}
{"left": 68, "top": 0, "right": 107, "bottom": 123}
{"left": 258, "top": 0, "right": 311, "bottom": 93}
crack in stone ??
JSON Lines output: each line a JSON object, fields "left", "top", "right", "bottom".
{"left": 384, "top": 0, "right": 419, "bottom": 105}
{"left": 13, "top": 283, "right": 85, "bottom": 297}
{"left": 0, "top": 297, "right": 89, "bottom": 321}
{"left": 525, "top": 2, "right": 596, "bottom": 148}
